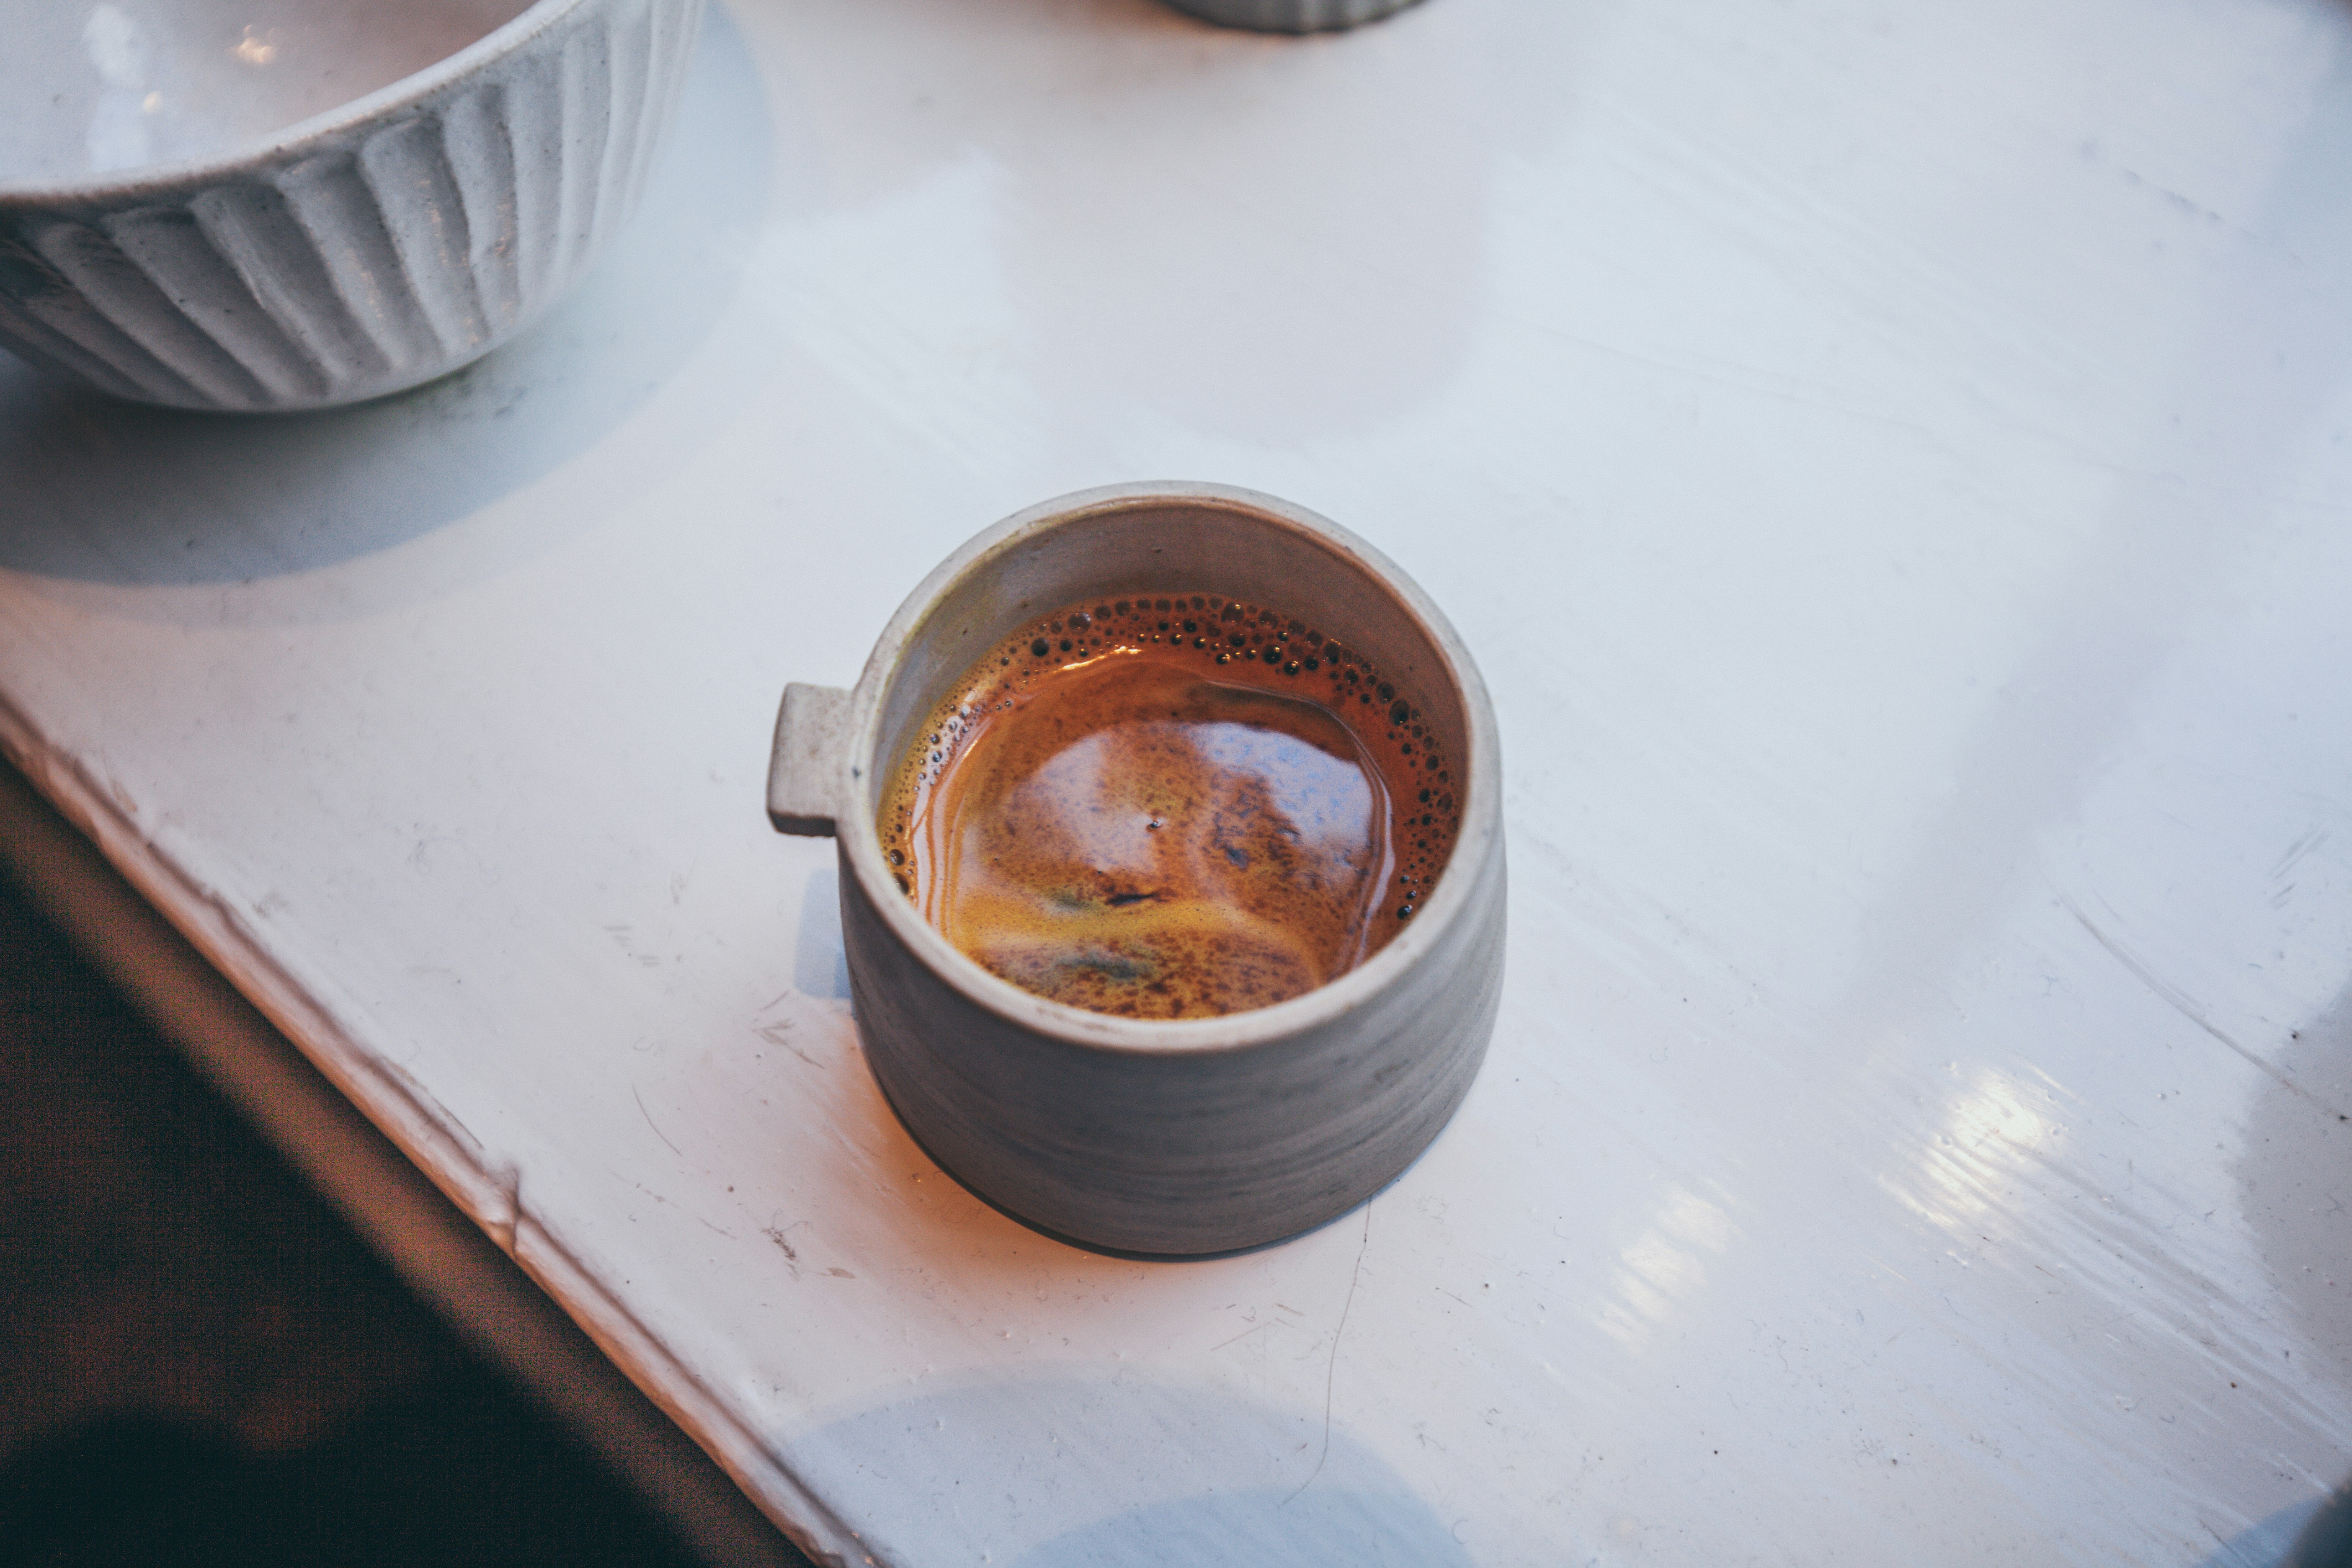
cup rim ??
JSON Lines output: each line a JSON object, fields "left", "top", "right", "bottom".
{"left": 837, "top": 480, "right": 1504, "bottom": 1060}
{"left": 0, "top": 0, "right": 593, "bottom": 207}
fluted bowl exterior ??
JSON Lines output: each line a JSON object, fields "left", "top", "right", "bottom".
{"left": 0, "top": 0, "right": 702, "bottom": 412}
{"left": 1158, "top": 0, "right": 1422, "bottom": 34}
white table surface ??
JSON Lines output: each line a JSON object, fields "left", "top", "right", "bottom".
{"left": 5, "top": 0, "right": 2349, "bottom": 1562}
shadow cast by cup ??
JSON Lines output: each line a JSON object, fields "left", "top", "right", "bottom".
{"left": 780, "top": 1372, "right": 1472, "bottom": 1568}
{"left": 2237, "top": 980, "right": 2352, "bottom": 1390}
{"left": 2196, "top": 1489, "right": 2352, "bottom": 1568}
{"left": 794, "top": 864, "right": 854, "bottom": 1002}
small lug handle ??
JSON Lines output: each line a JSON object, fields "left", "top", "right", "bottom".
{"left": 767, "top": 683, "right": 851, "bottom": 837}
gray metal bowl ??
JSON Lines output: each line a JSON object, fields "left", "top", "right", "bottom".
{"left": 1159, "top": 0, "right": 1424, "bottom": 34}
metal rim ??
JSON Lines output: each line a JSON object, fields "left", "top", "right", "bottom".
{"left": 836, "top": 480, "right": 1504, "bottom": 1060}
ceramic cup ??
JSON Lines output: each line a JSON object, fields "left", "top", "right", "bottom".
{"left": 767, "top": 482, "right": 1505, "bottom": 1256}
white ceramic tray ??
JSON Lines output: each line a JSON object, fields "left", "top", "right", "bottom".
{"left": 2, "top": 1, "right": 2347, "bottom": 1563}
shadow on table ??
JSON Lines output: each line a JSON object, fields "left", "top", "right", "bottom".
{"left": 797, "top": 863, "right": 855, "bottom": 1002}
{"left": 2221, "top": 977, "right": 2352, "bottom": 1568}
{"left": 786, "top": 1371, "right": 1472, "bottom": 1568}
{"left": 2237, "top": 977, "right": 2352, "bottom": 1390}
{"left": 0, "top": 0, "right": 769, "bottom": 599}
{"left": 2200, "top": 1484, "right": 2352, "bottom": 1568}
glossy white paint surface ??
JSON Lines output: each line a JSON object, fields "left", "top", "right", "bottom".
{"left": 2, "top": 0, "right": 2348, "bottom": 1562}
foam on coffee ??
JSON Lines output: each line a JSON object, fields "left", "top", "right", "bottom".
{"left": 879, "top": 594, "right": 1461, "bottom": 1018}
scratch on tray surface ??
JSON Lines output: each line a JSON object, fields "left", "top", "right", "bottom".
{"left": 632, "top": 1085, "right": 685, "bottom": 1157}
{"left": 1283, "top": 1204, "right": 1372, "bottom": 1508}
{"left": 2272, "top": 825, "right": 2329, "bottom": 879}
{"left": 2063, "top": 894, "right": 2347, "bottom": 1121}
{"left": 756, "top": 1019, "right": 823, "bottom": 1068}
{"left": 1210, "top": 1320, "right": 1273, "bottom": 1354}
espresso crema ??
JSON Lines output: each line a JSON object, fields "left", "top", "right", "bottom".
{"left": 878, "top": 594, "right": 1461, "bottom": 1018}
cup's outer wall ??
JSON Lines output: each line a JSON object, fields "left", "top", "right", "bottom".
{"left": 838, "top": 825, "right": 1505, "bottom": 1256}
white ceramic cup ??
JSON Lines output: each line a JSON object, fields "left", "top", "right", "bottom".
{"left": 768, "top": 483, "right": 1506, "bottom": 1256}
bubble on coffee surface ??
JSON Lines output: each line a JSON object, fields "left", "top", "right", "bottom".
{"left": 878, "top": 594, "right": 1464, "bottom": 1018}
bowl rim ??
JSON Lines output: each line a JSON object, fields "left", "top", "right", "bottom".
{"left": 0, "top": 0, "right": 597, "bottom": 207}
{"left": 837, "top": 480, "right": 1506, "bottom": 1061}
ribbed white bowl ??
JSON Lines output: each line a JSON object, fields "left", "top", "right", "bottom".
{"left": 0, "top": 0, "right": 703, "bottom": 411}
{"left": 1159, "top": 0, "right": 1422, "bottom": 33}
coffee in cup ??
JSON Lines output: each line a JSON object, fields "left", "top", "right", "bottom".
{"left": 877, "top": 592, "right": 1460, "bottom": 1018}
